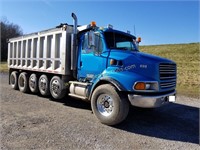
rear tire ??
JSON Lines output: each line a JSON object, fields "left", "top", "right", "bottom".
{"left": 38, "top": 74, "right": 50, "bottom": 96}
{"left": 18, "top": 72, "right": 29, "bottom": 93}
{"left": 91, "top": 84, "right": 129, "bottom": 126}
{"left": 29, "top": 73, "right": 38, "bottom": 93}
{"left": 10, "top": 71, "right": 18, "bottom": 90}
{"left": 50, "top": 76, "right": 66, "bottom": 99}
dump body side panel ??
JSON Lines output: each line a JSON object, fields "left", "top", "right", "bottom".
{"left": 8, "top": 26, "right": 73, "bottom": 75}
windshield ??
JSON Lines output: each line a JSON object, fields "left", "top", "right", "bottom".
{"left": 104, "top": 31, "right": 138, "bottom": 51}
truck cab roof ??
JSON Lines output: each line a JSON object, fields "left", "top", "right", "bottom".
{"left": 77, "top": 23, "right": 137, "bottom": 40}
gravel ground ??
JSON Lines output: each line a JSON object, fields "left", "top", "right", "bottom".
{"left": 0, "top": 73, "right": 199, "bottom": 150}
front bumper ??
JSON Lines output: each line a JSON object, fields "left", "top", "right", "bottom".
{"left": 128, "top": 91, "right": 176, "bottom": 108}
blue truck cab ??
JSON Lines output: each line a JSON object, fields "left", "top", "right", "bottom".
{"left": 69, "top": 14, "right": 176, "bottom": 125}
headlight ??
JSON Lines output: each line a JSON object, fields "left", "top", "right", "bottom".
{"left": 145, "top": 83, "right": 151, "bottom": 90}
{"left": 134, "top": 82, "right": 158, "bottom": 91}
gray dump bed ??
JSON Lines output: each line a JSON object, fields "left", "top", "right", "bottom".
{"left": 8, "top": 26, "right": 73, "bottom": 75}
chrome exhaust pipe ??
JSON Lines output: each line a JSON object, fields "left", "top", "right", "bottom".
{"left": 71, "top": 13, "right": 78, "bottom": 72}
{"left": 72, "top": 13, "right": 77, "bottom": 34}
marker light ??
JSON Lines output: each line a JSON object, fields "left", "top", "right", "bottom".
{"left": 137, "top": 37, "right": 141, "bottom": 43}
{"left": 107, "top": 24, "right": 113, "bottom": 29}
{"left": 91, "top": 21, "right": 96, "bottom": 27}
{"left": 134, "top": 82, "right": 145, "bottom": 90}
{"left": 110, "top": 59, "right": 117, "bottom": 65}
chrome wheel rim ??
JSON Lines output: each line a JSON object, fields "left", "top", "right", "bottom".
{"left": 97, "top": 94, "right": 114, "bottom": 117}
{"left": 51, "top": 80, "right": 60, "bottom": 95}
{"left": 40, "top": 77, "right": 47, "bottom": 91}
{"left": 30, "top": 76, "right": 36, "bottom": 89}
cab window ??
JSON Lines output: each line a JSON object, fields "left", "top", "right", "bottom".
{"left": 82, "top": 32, "right": 103, "bottom": 54}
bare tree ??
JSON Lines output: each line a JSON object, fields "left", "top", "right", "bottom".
{"left": 0, "top": 17, "right": 23, "bottom": 61}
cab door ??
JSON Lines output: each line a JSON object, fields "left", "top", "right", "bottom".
{"left": 78, "top": 31, "right": 108, "bottom": 81}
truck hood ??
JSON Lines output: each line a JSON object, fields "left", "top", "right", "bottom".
{"left": 108, "top": 50, "right": 176, "bottom": 80}
{"left": 108, "top": 50, "right": 174, "bottom": 64}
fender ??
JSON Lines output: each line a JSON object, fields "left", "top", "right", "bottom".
{"left": 88, "top": 76, "right": 126, "bottom": 100}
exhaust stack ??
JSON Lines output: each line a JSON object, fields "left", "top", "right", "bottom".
{"left": 71, "top": 13, "right": 78, "bottom": 71}
{"left": 72, "top": 13, "right": 77, "bottom": 34}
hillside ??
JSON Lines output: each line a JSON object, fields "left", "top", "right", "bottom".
{"left": 140, "top": 43, "right": 200, "bottom": 98}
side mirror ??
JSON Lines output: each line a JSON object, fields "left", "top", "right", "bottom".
{"left": 87, "top": 31, "right": 102, "bottom": 56}
{"left": 88, "top": 31, "right": 95, "bottom": 48}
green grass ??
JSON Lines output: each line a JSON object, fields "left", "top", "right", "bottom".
{"left": 1, "top": 43, "right": 199, "bottom": 98}
{"left": 140, "top": 43, "right": 200, "bottom": 98}
{"left": 0, "top": 61, "right": 8, "bottom": 73}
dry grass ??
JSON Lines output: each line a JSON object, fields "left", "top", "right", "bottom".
{"left": 0, "top": 62, "right": 8, "bottom": 73}
{"left": 140, "top": 43, "right": 200, "bottom": 98}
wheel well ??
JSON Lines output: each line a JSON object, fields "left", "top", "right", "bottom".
{"left": 93, "top": 80, "right": 111, "bottom": 90}
{"left": 89, "top": 79, "right": 124, "bottom": 100}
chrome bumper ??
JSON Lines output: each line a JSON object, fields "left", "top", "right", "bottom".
{"left": 128, "top": 91, "right": 176, "bottom": 108}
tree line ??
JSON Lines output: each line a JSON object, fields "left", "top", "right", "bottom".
{"left": 1, "top": 18, "right": 23, "bottom": 61}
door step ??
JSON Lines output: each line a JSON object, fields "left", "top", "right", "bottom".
{"left": 69, "top": 81, "right": 91, "bottom": 86}
{"left": 68, "top": 93, "right": 88, "bottom": 100}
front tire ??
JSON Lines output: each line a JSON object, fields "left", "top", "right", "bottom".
{"left": 91, "top": 84, "right": 129, "bottom": 126}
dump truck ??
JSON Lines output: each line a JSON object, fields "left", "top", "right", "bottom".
{"left": 8, "top": 13, "right": 176, "bottom": 125}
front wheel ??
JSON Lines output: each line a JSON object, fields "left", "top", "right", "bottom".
{"left": 91, "top": 84, "right": 129, "bottom": 126}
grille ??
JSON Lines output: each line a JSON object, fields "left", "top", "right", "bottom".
{"left": 159, "top": 63, "right": 176, "bottom": 89}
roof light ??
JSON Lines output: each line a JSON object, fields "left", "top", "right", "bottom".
{"left": 137, "top": 37, "right": 141, "bottom": 43}
{"left": 99, "top": 27, "right": 104, "bottom": 30}
{"left": 91, "top": 21, "right": 96, "bottom": 27}
{"left": 107, "top": 24, "right": 113, "bottom": 29}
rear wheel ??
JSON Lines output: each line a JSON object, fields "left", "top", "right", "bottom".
{"left": 10, "top": 71, "right": 18, "bottom": 90}
{"left": 91, "top": 84, "right": 129, "bottom": 126}
{"left": 50, "top": 76, "right": 66, "bottom": 99}
{"left": 29, "top": 73, "right": 38, "bottom": 93}
{"left": 18, "top": 72, "right": 29, "bottom": 93}
{"left": 38, "top": 74, "right": 50, "bottom": 96}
